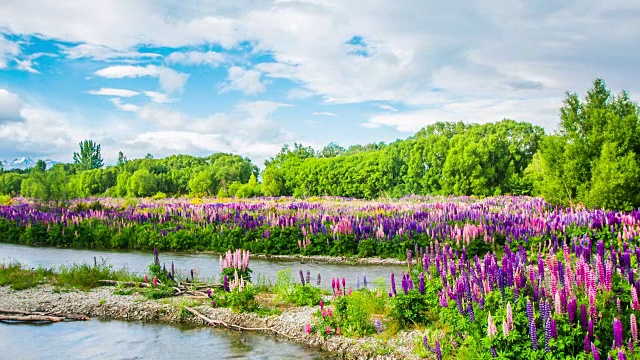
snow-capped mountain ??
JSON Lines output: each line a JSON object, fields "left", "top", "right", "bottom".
{"left": 0, "top": 157, "right": 60, "bottom": 170}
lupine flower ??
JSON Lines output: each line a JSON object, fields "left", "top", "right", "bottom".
{"left": 527, "top": 299, "right": 538, "bottom": 350}
{"left": 631, "top": 314, "right": 638, "bottom": 344}
{"left": 435, "top": 340, "right": 442, "bottom": 360}
{"left": 363, "top": 273, "right": 367, "bottom": 288}
{"left": 152, "top": 275, "right": 158, "bottom": 287}
{"left": 618, "top": 350, "right": 626, "bottom": 360}
{"left": 325, "top": 326, "right": 331, "bottom": 334}
{"left": 487, "top": 313, "right": 497, "bottom": 337}
{"left": 614, "top": 318, "right": 624, "bottom": 349}
{"left": 391, "top": 273, "right": 397, "bottom": 296}
{"left": 306, "top": 270, "right": 311, "bottom": 285}
{"left": 419, "top": 272, "right": 425, "bottom": 295}
{"left": 144, "top": 274, "right": 149, "bottom": 283}
{"left": 591, "top": 342, "right": 600, "bottom": 360}
{"left": 584, "top": 333, "right": 591, "bottom": 353}
{"left": 375, "top": 319, "right": 382, "bottom": 333}
{"left": 423, "top": 335, "right": 429, "bottom": 350}
{"left": 317, "top": 272, "right": 321, "bottom": 286}
{"left": 545, "top": 318, "right": 552, "bottom": 352}
{"left": 632, "top": 287, "right": 639, "bottom": 311}
{"left": 305, "top": 323, "right": 311, "bottom": 334}
{"left": 299, "top": 269, "right": 306, "bottom": 285}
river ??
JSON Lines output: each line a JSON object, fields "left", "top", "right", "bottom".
{"left": 0, "top": 243, "right": 405, "bottom": 289}
{"left": 0, "top": 320, "right": 325, "bottom": 359}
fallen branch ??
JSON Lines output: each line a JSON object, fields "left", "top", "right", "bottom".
{"left": 0, "top": 314, "right": 64, "bottom": 322}
{"left": 0, "top": 309, "right": 89, "bottom": 321}
{"left": 99, "top": 280, "right": 150, "bottom": 288}
{"left": 183, "top": 307, "right": 296, "bottom": 340}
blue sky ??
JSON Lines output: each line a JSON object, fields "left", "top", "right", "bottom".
{"left": 1, "top": 1, "right": 639, "bottom": 167}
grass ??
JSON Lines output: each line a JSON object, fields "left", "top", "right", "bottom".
{"left": 55, "top": 261, "right": 139, "bottom": 291}
{"left": 0, "top": 263, "right": 53, "bottom": 290}
{"left": 0, "top": 261, "right": 138, "bottom": 291}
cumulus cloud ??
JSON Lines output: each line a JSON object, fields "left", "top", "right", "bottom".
{"left": 219, "top": 66, "right": 266, "bottom": 95}
{"left": 0, "top": 89, "right": 23, "bottom": 122}
{"left": 94, "top": 65, "right": 189, "bottom": 94}
{"left": 88, "top": 88, "right": 140, "bottom": 97}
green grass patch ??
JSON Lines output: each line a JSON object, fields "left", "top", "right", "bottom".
{"left": 0, "top": 263, "right": 53, "bottom": 290}
{"left": 54, "top": 262, "right": 138, "bottom": 291}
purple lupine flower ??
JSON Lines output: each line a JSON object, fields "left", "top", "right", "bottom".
{"left": 468, "top": 303, "right": 475, "bottom": 322}
{"left": 490, "top": 347, "right": 497, "bottom": 358}
{"left": 545, "top": 318, "right": 552, "bottom": 352}
{"left": 317, "top": 272, "right": 321, "bottom": 286}
{"left": 614, "top": 318, "right": 624, "bottom": 349}
{"left": 527, "top": 299, "right": 538, "bottom": 350}
{"left": 568, "top": 297, "right": 577, "bottom": 323}
{"left": 581, "top": 304, "right": 588, "bottom": 329}
{"left": 391, "top": 273, "right": 397, "bottom": 296}
{"left": 306, "top": 270, "right": 311, "bottom": 285}
{"left": 551, "top": 319, "right": 557, "bottom": 339}
{"left": 363, "top": 272, "right": 367, "bottom": 288}
{"left": 419, "top": 272, "right": 425, "bottom": 295}
{"left": 629, "top": 339, "right": 634, "bottom": 354}
{"left": 299, "top": 270, "right": 306, "bottom": 285}
{"left": 423, "top": 335, "right": 429, "bottom": 350}
{"left": 584, "top": 333, "right": 591, "bottom": 353}
{"left": 375, "top": 319, "right": 382, "bottom": 333}
{"left": 435, "top": 340, "right": 442, "bottom": 360}
{"left": 588, "top": 319, "right": 594, "bottom": 341}
{"left": 223, "top": 275, "right": 229, "bottom": 292}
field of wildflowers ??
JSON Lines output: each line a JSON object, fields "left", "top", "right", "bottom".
{"left": 2, "top": 195, "right": 640, "bottom": 358}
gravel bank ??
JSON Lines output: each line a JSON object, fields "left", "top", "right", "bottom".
{"left": 0, "top": 285, "right": 421, "bottom": 360}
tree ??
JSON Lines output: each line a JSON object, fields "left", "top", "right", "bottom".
{"left": 127, "top": 169, "right": 157, "bottom": 197}
{"left": 321, "top": 142, "right": 346, "bottom": 158}
{"left": 117, "top": 151, "right": 128, "bottom": 167}
{"left": 34, "top": 159, "right": 47, "bottom": 172}
{"left": 526, "top": 78, "right": 640, "bottom": 209}
{"left": 73, "top": 140, "right": 104, "bottom": 171}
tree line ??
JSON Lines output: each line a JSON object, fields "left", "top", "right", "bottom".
{"left": 1, "top": 79, "right": 638, "bottom": 210}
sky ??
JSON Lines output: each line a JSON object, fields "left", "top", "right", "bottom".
{"left": 0, "top": 1, "right": 639, "bottom": 167}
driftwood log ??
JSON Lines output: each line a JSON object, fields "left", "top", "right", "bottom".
{"left": 183, "top": 307, "right": 296, "bottom": 340}
{"left": 0, "top": 309, "right": 89, "bottom": 323}
{"left": 99, "top": 280, "right": 222, "bottom": 297}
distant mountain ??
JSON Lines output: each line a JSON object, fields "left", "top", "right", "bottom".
{"left": 0, "top": 157, "right": 60, "bottom": 170}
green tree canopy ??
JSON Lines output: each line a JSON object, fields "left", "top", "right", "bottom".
{"left": 73, "top": 140, "right": 104, "bottom": 171}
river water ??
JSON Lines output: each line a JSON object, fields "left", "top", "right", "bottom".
{"left": 0, "top": 242, "right": 406, "bottom": 359}
{"left": 0, "top": 320, "right": 325, "bottom": 360}
{"left": 0, "top": 243, "right": 405, "bottom": 289}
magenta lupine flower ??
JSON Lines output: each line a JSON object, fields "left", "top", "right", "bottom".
{"left": 568, "top": 297, "right": 577, "bottom": 323}
{"left": 144, "top": 274, "right": 149, "bottom": 283}
{"left": 581, "top": 304, "right": 588, "bottom": 329}
{"left": 319, "top": 300, "right": 324, "bottom": 311}
{"left": 152, "top": 275, "right": 158, "bottom": 287}
{"left": 618, "top": 350, "right": 626, "bottom": 360}
{"left": 551, "top": 319, "right": 557, "bottom": 338}
{"left": 614, "top": 318, "right": 624, "bottom": 349}
{"left": 629, "top": 339, "right": 634, "bottom": 354}
{"left": 305, "top": 323, "right": 311, "bottom": 334}
{"left": 631, "top": 314, "right": 638, "bottom": 344}
{"left": 506, "top": 302, "right": 513, "bottom": 331}
{"left": 591, "top": 342, "right": 600, "bottom": 360}
{"left": 342, "top": 277, "right": 346, "bottom": 291}
{"left": 325, "top": 326, "right": 331, "bottom": 334}
{"left": 588, "top": 319, "right": 594, "bottom": 341}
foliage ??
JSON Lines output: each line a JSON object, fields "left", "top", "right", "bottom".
{"left": 55, "top": 262, "right": 135, "bottom": 290}
{"left": 526, "top": 78, "right": 640, "bottom": 210}
{"left": 212, "top": 285, "right": 260, "bottom": 313}
{"left": 73, "top": 139, "right": 104, "bottom": 171}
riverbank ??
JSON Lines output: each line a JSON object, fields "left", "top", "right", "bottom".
{"left": 0, "top": 285, "right": 420, "bottom": 360}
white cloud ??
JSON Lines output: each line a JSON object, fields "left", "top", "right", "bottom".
{"left": 143, "top": 91, "right": 171, "bottom": 104}
{"left": 0, "top": 89, "right": 23, "bottom": 122}
{"left": 62, "top": 43, "right": 160, "bottom": 61}
{"left": 378, "top": 104, "right": 398, "bottom": 112}
{"left": 94, "top": 65, "right": 189, "bottom": 94}
{"left": 165, "top": 50, "right": 226, "bottom": 66}
{"left": 0, "top": 35, "right": 19, "bottom": 69}
{"left": 365, "top": 97, "right": 560, "bottom": 132}
{"left": 312, "top": 112, "right": 336, "bottom": 116}
{"left": 88, "top": 88, "right": 140, "bottom": 97}
{"left": 109, "top": 98, "right": 139, "bottom": 112}
{"left": 219, "top": 66, "right": 266, "bottom": 95}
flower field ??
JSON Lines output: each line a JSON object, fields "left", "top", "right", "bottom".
{"left": 2, "top": 195, "right": 640, "bottom": 358}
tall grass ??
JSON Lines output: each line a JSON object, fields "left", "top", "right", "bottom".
{"left": 55, "top": 261, "right": 138, "bottom": 290}
{"left": 0, "top": 263, "right": 53, "bottom": 290}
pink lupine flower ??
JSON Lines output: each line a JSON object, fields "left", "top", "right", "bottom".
{"left": 336, "top": 327, "right": 341, "bottom": 336}
{"left": 325, "top": 326, "right": 331, "bottom": 334}
{"left": 305, "top": 323, "right": 311, "bottom": 334}
{"left": 632, "top": 287, "right": 639, "bottom": 311}
{"left": 152, "top": 276, "right": 158, "bottom": 287}
{"left": 631, "top": 314, "right": 638, "bottom": 344}
{"left": 487, "top": 313, "right": 497, "bottom": 337}
{"left": 144, "top": 274, "right": 149, "bottom": 283}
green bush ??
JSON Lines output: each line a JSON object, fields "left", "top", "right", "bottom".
{"left": 0, "top": 263, "right": 51, "bottom": 290}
